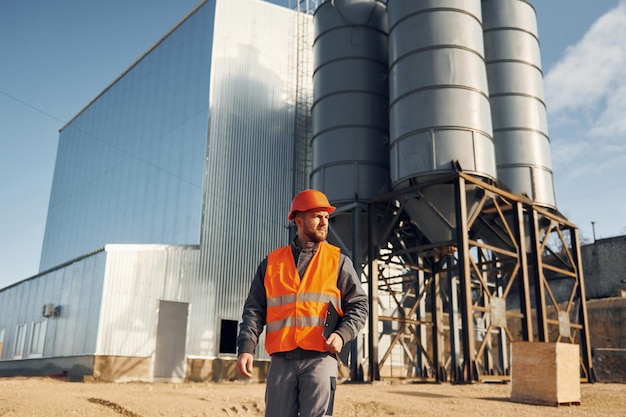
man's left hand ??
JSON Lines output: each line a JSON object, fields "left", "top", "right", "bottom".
{"left": 324, "top": 332, "right": 344, "bottom": 353}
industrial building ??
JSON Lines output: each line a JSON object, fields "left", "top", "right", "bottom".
{"left": 0, "top": 0, "right": 310, "bottom": 381}
{"left": 0, "top": 0, "right": 609, "bottom": 383}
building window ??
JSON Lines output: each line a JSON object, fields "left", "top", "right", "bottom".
{"left": 13, "top": 324, "right": 27, "bottom": 359}
{"left": 218, "top": 319, "right": 238, "bottom": 355}
{"left": 29, "top": 320, "right": 47, "bottom": 358}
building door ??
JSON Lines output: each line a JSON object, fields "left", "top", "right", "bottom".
{"left": 153, "top": 300, "right": 189, "bottom": 380}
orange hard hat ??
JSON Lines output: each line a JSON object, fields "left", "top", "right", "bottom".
{"left": 288, "top": 189, "right": 336, "bottom": 220}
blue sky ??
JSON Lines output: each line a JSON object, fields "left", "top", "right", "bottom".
{"left": 0, "top": 0, "right": 624, "bottom": 289}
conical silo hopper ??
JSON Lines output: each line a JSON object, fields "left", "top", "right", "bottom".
{"left": 387, "top": 0, "right": 497, "bottom": 243}
{"left": 311, "top": 0, "right": 389, "bottom": 260}
{"left": 483, "top": 0, "right": 556, "bottom": 209}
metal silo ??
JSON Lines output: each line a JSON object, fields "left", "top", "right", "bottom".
{"left": 387, "top": 0, "right": 497, "bottom": 242}
{"left": 482, "top": 0, "right": 556, "bottom": 208}
{"left": 311, "top": 0, "right": 389, "bottom": 257}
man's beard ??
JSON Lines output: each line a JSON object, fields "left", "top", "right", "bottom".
{"left": 305, "top": 227, "right": 327, "bottom": 242}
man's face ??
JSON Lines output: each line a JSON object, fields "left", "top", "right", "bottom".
{"left": 296, "top": 210, "right": 330, "bottom": 243}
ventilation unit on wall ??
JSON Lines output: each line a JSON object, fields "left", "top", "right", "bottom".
{"left": 42, "top": 303, "right": 61, "bottom": 318}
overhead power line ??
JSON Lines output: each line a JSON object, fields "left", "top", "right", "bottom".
{"left": 0, "top": 88, "right": 66, "bottom": 124}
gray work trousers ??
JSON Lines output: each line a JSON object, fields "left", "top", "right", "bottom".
{"left": 265, "top": 351, "right": 338, "bottom": 417}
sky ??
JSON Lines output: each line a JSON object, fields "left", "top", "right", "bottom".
{"left": 0, "top": 0, "right": 624, "bottom": 289}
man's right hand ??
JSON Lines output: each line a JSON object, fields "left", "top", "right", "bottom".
{"left": 237, "top": 352, "right": 254, "bottom": 378}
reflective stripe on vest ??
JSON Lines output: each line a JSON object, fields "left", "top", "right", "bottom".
{"left": 264, "top": 241, "right": 343, "bottom": 354}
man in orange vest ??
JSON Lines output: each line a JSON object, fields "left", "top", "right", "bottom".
{"left": 237, "top": 189, "right": 368, "bottom": 417}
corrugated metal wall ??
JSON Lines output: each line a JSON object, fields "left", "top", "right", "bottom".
{"left": 0, "top": 0, "right": 312, "bottom": 369}
{"left": 96, "top": 245, "right": 200, "bottom": 356}
{"left": 0, "top": 251, "right": 106, "bottom": 360}
{"left": 0, "top": 245, "right": 202, "bottom": 361}
{"left": 84, "top": 0, "right": 312, "bottom": 361}
{"left": 193, "top": 0, "right": 311, "bottom": 360}
{"left": 39, "top": 0, "right": 214, "bottom": 271}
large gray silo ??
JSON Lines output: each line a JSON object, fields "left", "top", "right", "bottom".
{"left": 387, "top": 0, "right": 497, "bottom": 242}
{"left": 311, "top": 0, "right": 389, "bottom": 256}
{"left": 482, "top": 0, "right": 556, "bottom": 208}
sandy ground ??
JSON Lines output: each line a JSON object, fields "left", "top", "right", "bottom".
{"left": 0, "top": 377, "right": 624, "bottom": 417}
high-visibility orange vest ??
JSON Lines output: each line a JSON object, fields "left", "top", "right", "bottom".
{"left": 264, "top": 241, "right": 343, "bottom": 354}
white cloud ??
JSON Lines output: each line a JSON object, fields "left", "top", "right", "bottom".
{"left": 545, "top": 0, "right": 626, "bottom": 177}
{"left": 544, "top": 1, "right": 626, "bottom": 117}
{"left": 543, "top": 2, "right": 626, "bottom": 239}
{"left": 589, "top": 81, "right": 626, "bottom": 137}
